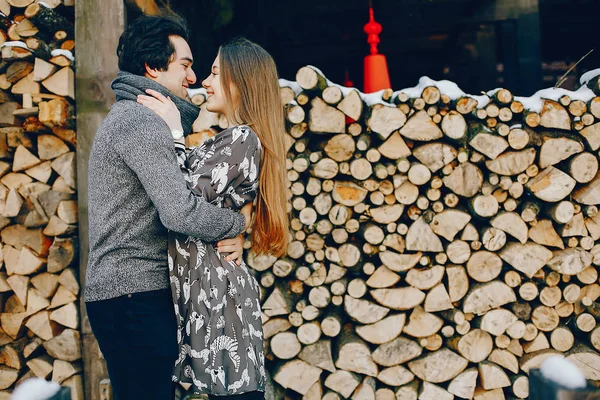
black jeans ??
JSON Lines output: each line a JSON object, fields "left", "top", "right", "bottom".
{"left": 86, "top": 289, "right": 178, "bottom": 400}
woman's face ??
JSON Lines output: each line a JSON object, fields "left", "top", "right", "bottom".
{"left": 202, "top": 54, "right": 238, "bottom": 118}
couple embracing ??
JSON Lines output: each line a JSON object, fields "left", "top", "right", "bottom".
{"left": 84, "top": 13, "right": 288, "bottom": 400}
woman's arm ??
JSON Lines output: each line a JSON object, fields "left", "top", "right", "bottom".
{"left": 139, "top": 89, "right": 197, "bottom": 181}
{"left": 136, "top": 91, "right": 252, "bottom": 256}
{"left": 112, "top": 109, "right": 247, "bottom": 241}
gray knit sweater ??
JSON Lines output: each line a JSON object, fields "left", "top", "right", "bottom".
{"left": 84, "top": 72, "right": 246, "bottom": 302}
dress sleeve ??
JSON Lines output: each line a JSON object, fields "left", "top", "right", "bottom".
{"left": 225, "top": 126, "right": 262, "bottom": 209}
{"left": 190, "top": 125, "right": 261, "bottom": 210}
{"left": 174, "top": 141, "right": 189, "bottom": 173}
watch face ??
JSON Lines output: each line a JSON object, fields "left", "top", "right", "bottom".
{"left": 172, "top": 130, "right": 184, "bottom": 139}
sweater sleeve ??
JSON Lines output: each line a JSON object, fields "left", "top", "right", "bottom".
{"left": 112, "top": 106, "right": 245, "bottom": 242}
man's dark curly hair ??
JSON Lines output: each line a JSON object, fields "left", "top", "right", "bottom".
{"left": 117, "top": 13, "right": 190, "bottom": 75}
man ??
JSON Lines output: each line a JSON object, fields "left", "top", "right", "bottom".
{"left": 84, "top": 14, "right": 249, "bottom": 400}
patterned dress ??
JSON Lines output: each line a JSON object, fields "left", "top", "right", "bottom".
{"left": 168, "top": 125, "right": 266, "bottom": 396}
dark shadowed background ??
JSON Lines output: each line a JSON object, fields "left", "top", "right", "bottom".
{"left": 125, "top": 0, "right": 600, "bottom": 96}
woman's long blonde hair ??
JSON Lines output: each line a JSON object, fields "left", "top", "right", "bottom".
{"left": 220, "top": 38, "right": 289, "bottom": 257}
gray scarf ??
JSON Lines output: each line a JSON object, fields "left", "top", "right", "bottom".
{"left": 111, "top": 71, "right": 199, "bottom": 135}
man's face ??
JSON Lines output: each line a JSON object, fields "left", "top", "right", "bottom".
{"left": 151, "top": 35, "right": 197, "bottom": 99}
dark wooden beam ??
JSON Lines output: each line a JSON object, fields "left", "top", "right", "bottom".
{"left": 476, "top": 24, "right": 498, "bottom": 91}
{"left": 499, "top": 19, "right": 519, "bottom": 92}
{"left": 75, "top": 0, "right": 125, "bottom": 399}
{"left": 515, "top": 0, "right": 542, "bottom": 94}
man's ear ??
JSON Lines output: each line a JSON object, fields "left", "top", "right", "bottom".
{"left": 144, "top": 63, "right": 159, "bottom": 78}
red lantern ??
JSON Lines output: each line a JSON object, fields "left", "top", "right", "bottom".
{"left": 344, "top": 70, "right": 354, "bottom": 88}
{"left": 363, "top": 5, "right": 391, "bottom": 93}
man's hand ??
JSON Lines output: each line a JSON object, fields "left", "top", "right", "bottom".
{"left": 240, "top": 202, "right": 253, "bottom": 232}
{"left": 217, "top": 234, "right": 245, "bottom": 265}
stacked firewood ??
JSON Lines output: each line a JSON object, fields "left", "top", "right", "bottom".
{"left": 0, "top": 0, "right": 80, "bottom": 399}
{"left": 191, "top": 65, "right": 600, "bottom": 400}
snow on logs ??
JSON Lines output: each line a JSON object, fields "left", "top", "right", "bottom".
{"left": 0, "top": 0, "right": 80, "bottom": 397}
{"left": 189, "top": 66, "right": 600, "bottom": 398}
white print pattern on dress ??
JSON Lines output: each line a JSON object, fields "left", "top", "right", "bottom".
{"left": 212, "top": 294, "right": 228, "bottom": 312}
{"left": 249, "top": 156, "right": 258, "bottom": 182}
{"left": 211, "top": 162, "right": 230, "bottom": 194}
{"left": 171, "top": 274, "right": 181, "bottom": 297}
{"left": 183, "top": 365, "right": 208, "bottom": 391}
{"left": 221, "top": 146, "right": 232, "bottom": 157}
{"left": 183, "top": 277, "right": 198, "bottom": 305}
{"left": 210, "top": 334, "right": 241, "bottom": 372}
{"left": 205, "top": 324, "right": 211, "bottom": 348}
{"left": 192, "top": 238, "right": 207, "bottom": 269}
{"left": 247, "top": 344, "right": 257, "bottom": 366}
{"left": 190, "top": 312, "right": 204, "bottom": 334}
{"left": 198, "top": 288, "right": 210, "bottom": 310}
{"left": 237, "top": 275, "right": 246, "bottom": 289}
{"left": 228, "top": 367, "right": 249, "bottom": 393}
{"left": 175, "top": 238, "right": 190, "bottom": 259}
{"left": 235, "top": 303, "right": 245, "bottom": 325}
{"left": 232, "top": 126, "right": 251, "bottom": 143}
{"left": 224, "top": 185, "right": 245, "bottom": 205}
{"left": 168, "top": 253, "right": 174, "bottom": 272}
{"left": 228, "top": 281, "right": 237, "bottom": 298}
{"left": 214, "top": 266, "right": 228, "bottom": 281}
{"left": 248, "top": 324, "right": 262, "bottom": 340}
{"left": 205, "top": 366, "right": 225, "bottom": 388}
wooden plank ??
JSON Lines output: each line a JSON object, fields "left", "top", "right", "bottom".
{"left": 75, "top": 0, "right": 125, "bottom": 398}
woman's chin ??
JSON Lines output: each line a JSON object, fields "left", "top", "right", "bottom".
{"left": 206, "top": 105, "right": 223, "bottom": 115}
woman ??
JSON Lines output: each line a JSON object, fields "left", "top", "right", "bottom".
{"left": 138, "top": 38, "right": 288, "bottom": 399}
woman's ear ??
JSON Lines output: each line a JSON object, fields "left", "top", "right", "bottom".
{"left": 144, "top": 63, "right": 159, "bottom": 78}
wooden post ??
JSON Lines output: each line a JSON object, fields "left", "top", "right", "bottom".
{"left": 75, "top": 0, "right": 125, "bottom": 399}
{"left": 516, "top": 0, "right": 542, "bottom": 94}
{"left": 475, "top": 24, "right": 498, "bottom": 91}
{"left": 478, "top": 0, "right": 542, "bottom": 94}
{"left": 499, "top": 20, "right": 518, "bottom": 92}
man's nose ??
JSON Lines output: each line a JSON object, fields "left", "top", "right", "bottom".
{"left": 188, "top": 69, "right": 197, "bottom": 85}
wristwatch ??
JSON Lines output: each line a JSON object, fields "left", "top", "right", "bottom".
{"left": 171, "top": 128, "right": 184, "bottom": 140}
